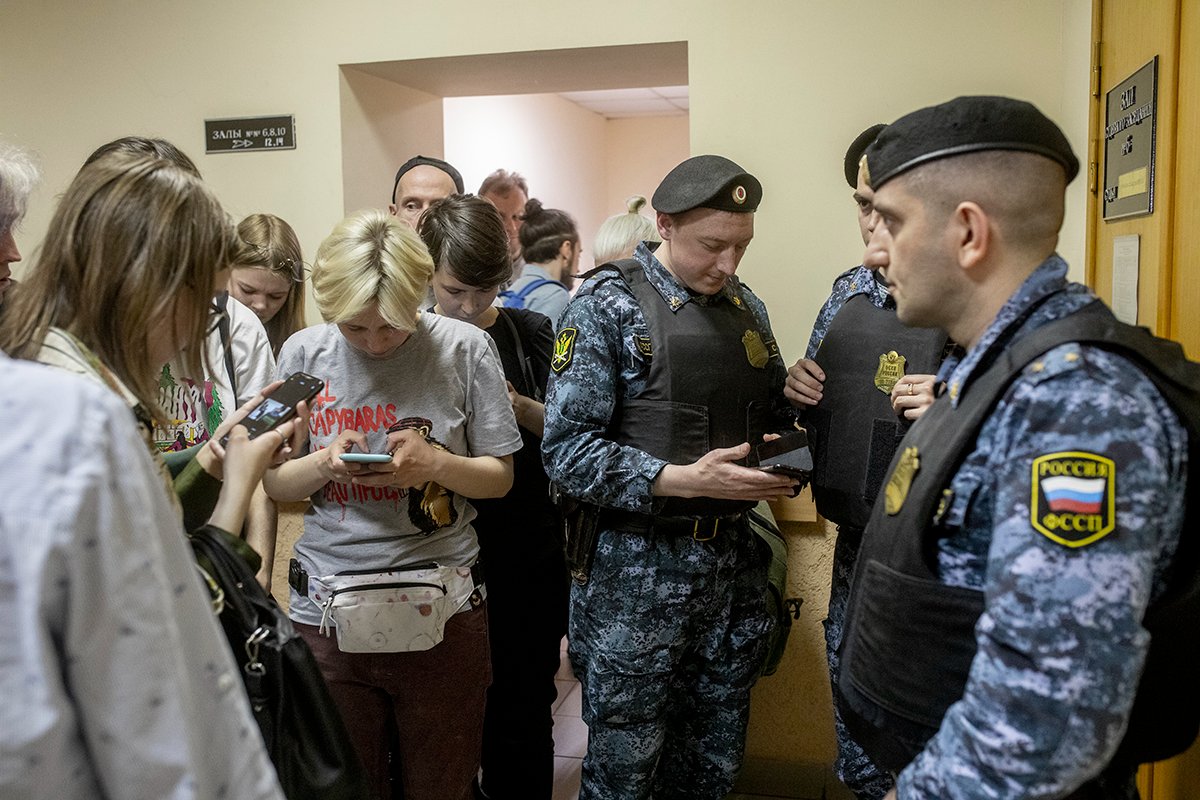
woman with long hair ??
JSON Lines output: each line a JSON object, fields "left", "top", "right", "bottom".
{"left": 229, "top": 213, "right": 307, "bottom": 355}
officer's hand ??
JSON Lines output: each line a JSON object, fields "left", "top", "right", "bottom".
{"left": 654, "top": 442, "right": 798, "bottom": 501}
{"left": 891, "top": 374, "right": 937, "bottom": 420}
{"left": 785, "top": 358, "right": 825, "bottom": 408}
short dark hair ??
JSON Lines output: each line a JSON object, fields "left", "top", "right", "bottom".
{"left": 477, "top": 169, "right": 528, "bottom": 200}
{"left": 518, "top": 198, "right": 577, "bottom": 265}
{"left": 418, "top": 194, "right": 513, "bottom": 288}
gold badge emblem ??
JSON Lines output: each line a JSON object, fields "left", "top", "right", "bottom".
{"left": 874, "top": 350, "right": 907, "bottom": 394}
{"left": 732, "top": 185, "right": 747, "bottom": 205}
{"left": 859, "top": 153, "right": 871, "bottom": 186}
{"left": 885, "top": 446, "right": 920, "bottom": 515}
{"left": 1030, "top": 451, "right": 1116, "bottom": 548}
{"left": 742, "top": 330, "right": 769, "bottom": 368}
{"left": 552, "top": 327, "right": 578, "bottom": 373}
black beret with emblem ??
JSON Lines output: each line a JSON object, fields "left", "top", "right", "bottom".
{"left": 844, "top": 123, "right": 887, "bottom": 187}
{"left": 652, "top": 154, "right": 762, "bottom": 214}
{"left": 865, "top": 96, "right": 1079, "bottom": 190}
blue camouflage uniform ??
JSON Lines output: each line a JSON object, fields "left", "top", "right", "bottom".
{"left": 805, "top": 265, "right": 897, "bottom": 800}
{"left": 891, "top": 256, "right": 1187, "bottom": 798}
{"left": 542, "top": 242, "right": 792, "bottom": 800}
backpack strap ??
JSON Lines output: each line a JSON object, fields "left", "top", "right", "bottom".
{"left": 500, "top": 277, "right": 567, "bottom": 308}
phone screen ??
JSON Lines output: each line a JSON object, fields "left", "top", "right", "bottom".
{"left": 221, "top": 371, "right": 324, "bottom": 445}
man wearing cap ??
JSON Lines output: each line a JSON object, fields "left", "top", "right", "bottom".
{"left": 389, "top": 154, "right": 464, "bottom": 228}
{"left": 785, "top": 125, "right": 948, "bottom": 800}
{"left": 836, "top": 96, "right": 1192, "bottom": 799}
{"left": 542, "top": 154, "right": 798, "bottom": 799}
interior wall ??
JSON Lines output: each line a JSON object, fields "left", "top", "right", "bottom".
{"left": 339, "top": 68, "right": 445, "bottom": 218}
{"left": 601, "top": 115, "right": 691, "bottom": 250}
{"left": 443, "top": 93, "right": 608, "bottom": 272}
{"left": 0, "top": 0, "right": 1094, "bottom": 770}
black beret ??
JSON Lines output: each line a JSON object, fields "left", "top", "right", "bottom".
{"left": 652, "top": 154, "right": 762, "bottom": 214}
{"left": 865, "top": 96, "right": 1079, "bottom": 189}
{"left": 391, "top": 155, "right": 465, "bottom": 201}
{"left": 844, "top": 123, "right": 887, "bottom": 187}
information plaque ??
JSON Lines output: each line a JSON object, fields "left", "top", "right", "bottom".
{"left": 1103, "top": 58, "right": 1156, "bottom": 220}
{"left": 205, "top": 115, "right": 296, "bottom": 154}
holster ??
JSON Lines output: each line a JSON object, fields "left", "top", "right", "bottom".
{"left": 556, "top": 488, "right": 601, "bottom": 585}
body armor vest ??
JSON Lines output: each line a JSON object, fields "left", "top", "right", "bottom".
{"left": 837, "top": 300, "right": 1200, "bottom": 772}
{"left": 608, "top": 260, "right": 778, "bottom": 517}
{"left": 806, "top": 293, "right": 947, "bottom": 530}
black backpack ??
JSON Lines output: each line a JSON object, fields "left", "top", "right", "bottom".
{"left": 190, "top": 526, "right": 368, "bottom": 799}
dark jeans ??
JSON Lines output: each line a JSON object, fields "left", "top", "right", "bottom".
{"left": 296, "top": 603, "right": 492, "bottom": 800}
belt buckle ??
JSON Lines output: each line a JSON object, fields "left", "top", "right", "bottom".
{"left": 692, "top": 517, "right": 719, "bottom": 542}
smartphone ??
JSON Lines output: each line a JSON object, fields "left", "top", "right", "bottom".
{"left": 751, "top": 430, "right": 813, "bottom": 477}
{"left": 339, "top": 453, "right": 393, "bottom": 464}
{"left": 220, "top": 371, "right": 324, "bottom": 446}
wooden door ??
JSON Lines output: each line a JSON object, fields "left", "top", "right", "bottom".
{"left": 1087, "top": 2, "right": 1200, "bottom": 798}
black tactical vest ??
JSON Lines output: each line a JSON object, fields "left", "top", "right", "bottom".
{"left": 837, "top": 300, "right": 1200, "bottom": 773}
{"left": 806, "top": 293, "right": 947, "bottom": 530}
{"left": 608, "top": 260, "right": 780, "bottom": 517}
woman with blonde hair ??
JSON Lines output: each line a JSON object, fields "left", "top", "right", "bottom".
{"left": 229, "top": 213, "right": 307, "bottom": 355}
{"left": 592, "top": 194, "right": 660, "bottom": 264}
{"left": 263, "top": 208, "right": 521, "bottom": 800}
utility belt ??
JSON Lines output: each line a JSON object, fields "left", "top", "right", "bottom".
{"left": 599, "top": 509, "right": 748, "bottom": 541}
{"left": 289, "top": 558, "right": 484, "bottom": 653}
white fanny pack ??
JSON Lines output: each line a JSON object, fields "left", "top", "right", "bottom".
{"left": 312, "top": 563, "right": 481, "bottom": 653}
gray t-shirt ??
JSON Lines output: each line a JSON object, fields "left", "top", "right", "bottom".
{"left": 276, "top": 314, "right": 522, "bottom": 626}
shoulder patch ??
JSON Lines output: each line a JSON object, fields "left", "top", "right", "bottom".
{"left": 634, "top": 334, "right": 652, "bottom": 357}
{"left": 552, "top": 327, "right": 578, "bottom": 373}
{"left": 1030, "top": 451, "right": 1116, "bottom": 548}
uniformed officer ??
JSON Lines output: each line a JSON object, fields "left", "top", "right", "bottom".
{"left": 542, "top": 155, "right": 799, "bottom": 800}
{"left": 837, "top": 96, "right": 1191, "bottom": 799}
{"left": 785, "top": 125, "right": 949, "bottom": 800}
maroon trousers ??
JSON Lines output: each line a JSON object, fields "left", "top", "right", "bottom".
{"left": 296, "top": 603, "right": 492, "bottom": 800}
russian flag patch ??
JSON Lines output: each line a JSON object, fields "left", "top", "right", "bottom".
{"left": 1030, "top": 451, "right": 1116, "bottom": 548}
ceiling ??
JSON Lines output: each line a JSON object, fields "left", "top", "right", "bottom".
{"left": 343, "top": 42, "right": 689, "bottom": 119}
{"left": 557, "top": 86, "right": 688, "bottom": 119}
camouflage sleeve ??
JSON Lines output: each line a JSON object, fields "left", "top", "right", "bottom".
{"left": 899, "top": 346, "right": 1187, "bottom": 799}
{"left": 541, "top": 286, "right": 668, "bottom": 511}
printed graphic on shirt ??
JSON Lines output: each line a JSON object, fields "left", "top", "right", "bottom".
{"left": 153, "top": 364, "right": 224, "bottom": 451}
{"left": 552, "top": 327, "right": 578, "bottom": 373}
{"left": 312, "top": 384, "right": 458, "bottom": 534}
{"left": 1030, "top": 451, "right": 1116, "bottom": 548}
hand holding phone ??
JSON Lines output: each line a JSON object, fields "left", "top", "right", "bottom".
{"left": 220, "top": 371, "right": 323, "bottom": 447}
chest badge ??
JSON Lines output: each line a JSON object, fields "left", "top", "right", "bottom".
{"left": 1030, "top": 451, "right": 1116, "bottom": 548}
{"left": 874, "top": 350, "right": 907, "bottom": 395}
{"left": 742, "top": 330, "right": 769, "bottom": 368}
{"left": 552, "top": 327, "right": 578, "bottom": 373}
{"left": 885, "top": 446, "right": 920, "bottom": 515}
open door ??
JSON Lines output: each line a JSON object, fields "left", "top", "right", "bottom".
{"left": 1086, "top": 4, "right": 1200, "bottom": 798}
